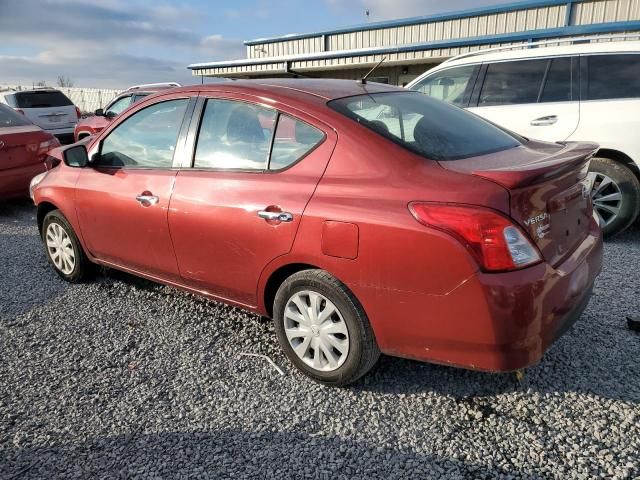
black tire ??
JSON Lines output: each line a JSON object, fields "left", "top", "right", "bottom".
{"left": 589, "top": 157, "right": 640, "bottom": 238}
{"left": 41, "top": 209, "right": 92, "bottom": 283}
{"left": 273, "top": 269, "right": 380, "bottom": 387}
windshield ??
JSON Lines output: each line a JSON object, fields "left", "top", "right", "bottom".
{"left": 12, "top": 91, "right": 73, "bottom": 108}
{"left": 0, "top": 104, "right": 32, "bottom": 127}
{"left": 328, "top": 91, "right": 520, "bottom": 161}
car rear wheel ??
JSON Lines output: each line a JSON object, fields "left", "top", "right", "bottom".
{"left": 588, "top": 157, "right": 640, "bottom": 238}
{"left": 273, "top": 270, "right": 380, "bottom": 386}
{"left": 42, "top": 210, "right": 92, "bottom": 283}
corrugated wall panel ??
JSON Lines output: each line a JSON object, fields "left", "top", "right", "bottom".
{"left": 243, "top": 2, "right": 640, "bottom": 59}
{"left": 572, "top": 0, "right": 640, "bottom": 24}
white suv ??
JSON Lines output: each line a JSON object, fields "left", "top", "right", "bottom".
{"left": 408, "top": 38, "right": 640, "bottom": 237}
{"left": 0, "top": 87, "right": 80, "bottom": 144}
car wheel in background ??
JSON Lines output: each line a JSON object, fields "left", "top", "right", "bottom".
{"left": 588, "top": 157, "right": 640, "bottom": 238}
{"left": 42, "top": 210, "right": 92, "bottom": 283}
{"left": 273, "top": 269, "right": 380, "bottom": 386}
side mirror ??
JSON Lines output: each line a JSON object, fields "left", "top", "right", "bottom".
{"left": 94, "top": 108, "right": 104, "bottom": 116}
{"left": 63, "top": 145, "right": 89, "bottom": 168}
{"left": 105, "top": 111, "right": 117, "bottom": 119}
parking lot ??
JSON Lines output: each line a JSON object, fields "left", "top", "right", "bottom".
{"left": 0, "top": 199, "right": 637, "bottom": 479}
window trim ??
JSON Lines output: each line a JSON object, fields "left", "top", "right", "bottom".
{"left": 186, "top": 96, "right": 327, "bottom": 174}
{"left": 92, "top": 97, "right": 193, "bottom": 171}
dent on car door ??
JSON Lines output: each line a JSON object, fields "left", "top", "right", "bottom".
{"left": 168, "top": 97, "right": 335, "bottom": 308}
{"left": 75, "top": 97, "right": 193, "bottom": 279}
{"left": 467, "top": 57, "right": 580, "bottom": 142}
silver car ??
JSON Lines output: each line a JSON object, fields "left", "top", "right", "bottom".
{"left": 0, "top": 88, "right": 79, "bottom": 144}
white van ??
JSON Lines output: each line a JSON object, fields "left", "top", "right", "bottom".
{"left": 0, "top": 88, "right": 79, "bottom": 144}
{"left": 408, "top": 38, "right": 640, "bottom": 237}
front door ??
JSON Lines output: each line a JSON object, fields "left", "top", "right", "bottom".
{"left": 168, "top": 96, "right": 335, "bottom": 307}
{"left": 75, "top": 97, "right": 191, "bottom": 280}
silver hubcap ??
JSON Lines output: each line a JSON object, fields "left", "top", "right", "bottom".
{"left": 283, "top": 290, "right": 349, "bottom": 372}
{"left": 45, "top": 222, "right": 76, "bottom": 275}
{"left": 588, "top": 172, "right": 623, "bottom": 227}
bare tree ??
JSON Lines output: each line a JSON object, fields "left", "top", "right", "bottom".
{"left": 33, "top": 80, "right": 47, "bottom": 87}
{"left": 56, "top": 75, "right": 74, "bottom": 88}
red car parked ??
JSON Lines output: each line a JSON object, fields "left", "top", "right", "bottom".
{"left": 0, "top": 104, "right": 59, "bottom": 200}
{"left": 31, "top": 80, "right": 602, "bottom": 386}
{"left": 74, "top": 83, "right": 181, "bottom": 142}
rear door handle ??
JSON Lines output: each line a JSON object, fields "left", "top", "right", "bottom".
{"left": 135, "top": 193, "right": 159, "bottom": 206}
{"left": 530, "top": 115, "right": 558, "bottom": 126}
{"left": 258, "top": 210, "right": 293, "bottom": 222}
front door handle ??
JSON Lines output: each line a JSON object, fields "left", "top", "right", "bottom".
{"left": 258, "top": 210, "right": 293, "bottom": 222}
{"left": 135, "top": 193, "right": 159, "bottom": 206}
{"left": 530, "top": 115, "right": 558, "bottom": 126}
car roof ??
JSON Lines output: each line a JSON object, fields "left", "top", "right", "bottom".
{"left": 433, "top": 40, "right": 640, "bottom": 70}
{"left": 170, "top": 78, "right": 402, "bottom": 102}
{"left": 9, "top": 88, "right": 65, "bottom": 94}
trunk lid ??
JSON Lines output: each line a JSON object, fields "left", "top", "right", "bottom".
{"left": 439, "top": 141, "right": 598, "bottom": 267}
{"left": 0, "top": 126, "right": 53, "bottom": 171}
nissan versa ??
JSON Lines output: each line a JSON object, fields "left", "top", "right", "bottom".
{"left": 30, "top": 79, "right": 603, "bottom": 386}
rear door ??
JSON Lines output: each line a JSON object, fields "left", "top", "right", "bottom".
{"left": 168, "top": 95, "right": 335, "bottom": 307}
{"left": 12, "top": 90, "right": 77, "bottom": 131}
{"left": 468, "top": 57, "right": 580, "bottom": 142}
{"left": 75, "top": 95, "right": 194, "bottom": 280}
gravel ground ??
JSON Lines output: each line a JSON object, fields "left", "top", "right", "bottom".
{"left": 1, "top": 199, "right": 639, "bottom": 479}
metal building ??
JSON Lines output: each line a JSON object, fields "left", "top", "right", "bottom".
{"left": 189, "top": 0, "right": 640, "bottom": 86}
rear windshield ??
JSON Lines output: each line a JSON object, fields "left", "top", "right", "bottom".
{"left": 0, "top": 104, "right": 32, "bottom": 127}
{"left": 12, "top": 91, "right": 73, "bottom": 108}
{"left": 328, "top": 91, "right": 520, "bottom": 161}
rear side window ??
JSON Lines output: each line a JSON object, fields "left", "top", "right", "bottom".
{"left": 329, "top": 92, "right": 520, "bottom": 161}
{"left": 0, "top": 104, "right": 32, "bottom": 127}
{"left": 12, "top": 91, "right": 73, "bottom": 108}
{"left": 409, "top": 65, "right": 478, "bottom": 107}
{"left": 586, "top": 54, "right": 640, "bottom": 100}
{"left": 269, "top": 115, "right": 325, "bottom": 170}
{"left": 479, "top": 59, "right": 547, "bottom": 106}
{"left": 194, "top": 99, "right": 277, "bottom": 170}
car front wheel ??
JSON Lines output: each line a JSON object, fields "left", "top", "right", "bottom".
{"left": 273, "top": 270, "right": 380, "bottom": 386}
{"left": 42, "top": 209, "right": 92, "bottom": 283}
{"left": 588, "top": 157, "right": 640, "bottom": 238}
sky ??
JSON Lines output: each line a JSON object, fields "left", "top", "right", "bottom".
{"left": 0, "top": 0, "right": 514, "bottom": 89}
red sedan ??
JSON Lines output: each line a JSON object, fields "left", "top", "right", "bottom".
{"left": 31, "top": 80, "right": 602, "bottom": 386}
{"left": 0, "top": 104, "right": 59, "bottom": 200}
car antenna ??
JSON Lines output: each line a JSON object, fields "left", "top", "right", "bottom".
{"left": 284, "top": 64, "right": 315, "bottom": 79}
{"left": 360, "top": 57, "right": 386, "bottom": 84}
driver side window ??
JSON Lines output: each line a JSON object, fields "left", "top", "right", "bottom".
{"left": 105, "top": 95, "right": 132, "bottom": 117}
{"left": 97, "top": 99, "right": 188, "bottom": 168}
{"left": 410, "top": 65, "right": 478, "bottom": 107}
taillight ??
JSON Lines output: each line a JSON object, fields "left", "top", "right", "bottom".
{"left": 409, "top": 203, "right": 542, "bottom": 272}
{"left": 37, "top": 137, "right": 61, "bottom": 156}
{"left": 75, "top": 106, "right": 82, "bottom": 119}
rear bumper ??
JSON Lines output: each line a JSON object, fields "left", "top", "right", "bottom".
{"left": 0, "top": 163, "right": 47, "bottom": 200}
{"left": 45, "top": 127, "right": 75, "bottom": 145}
{"left": 377, "top": 214, "right": 603, "bottom": 372}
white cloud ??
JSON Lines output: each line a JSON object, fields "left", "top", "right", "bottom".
{"left": 0, "top": 0, "right": 243, "bottom": 88}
